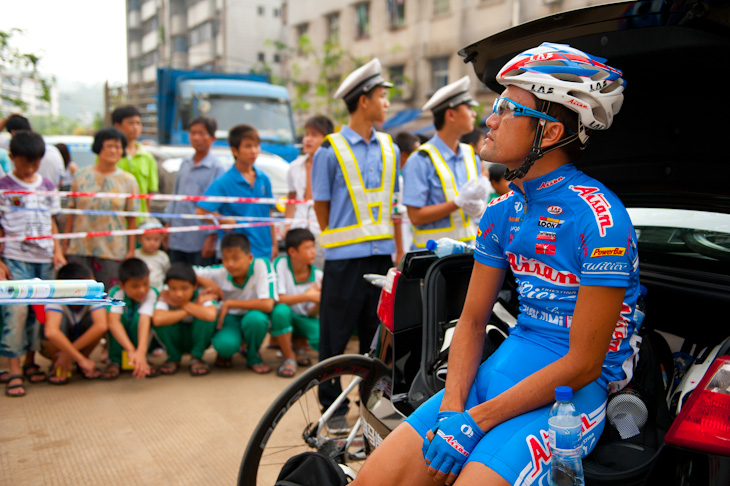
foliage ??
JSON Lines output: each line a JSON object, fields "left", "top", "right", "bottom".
{"left": 0, "top": 29, "right": 54, "bottom": 111}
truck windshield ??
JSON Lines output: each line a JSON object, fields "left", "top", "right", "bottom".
{"left": 205, "top": 96, "right": 295, "bottom": 144}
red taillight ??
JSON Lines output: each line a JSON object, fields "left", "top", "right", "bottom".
{"left": 665, "top": 356, "right": 730, "bottom": 456}
{"left": 376, "top": 268, "right": 401, "bottom": 333}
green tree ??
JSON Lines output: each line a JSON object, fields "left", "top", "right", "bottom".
{"left": 0, "top": 29, "right": 54, "bottom": 111}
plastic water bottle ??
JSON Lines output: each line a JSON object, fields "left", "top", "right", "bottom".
{"left": 549, "top": 386, "right": 585, "bottom": 486}
{"left": 426, "top": 238, "right": 470, "bottom": 258}
{"left": 634, "top": 284, "right": 647, "bottom": 327}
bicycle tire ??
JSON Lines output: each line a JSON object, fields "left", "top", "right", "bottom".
{"left": 238, "top": 354, "right": 377, "bottom": 486}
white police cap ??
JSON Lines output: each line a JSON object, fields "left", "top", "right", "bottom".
{"left": 333, "top": 58, "right": 393, "bottom": 103}
{"left": 422, "top": 76, "right": 478, "bottom": 113}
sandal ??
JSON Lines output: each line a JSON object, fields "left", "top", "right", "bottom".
{"left": 0, "top": 370, "right": 9, "bottom": 383}
{"left": 147, "top": 366, "right": 161, "bottom": 378}
{"left": 295, "top": 348, "right": 312, "bottom": 367}
{"left": 189, "top": 358, "right": 210, "bottom": 377}
{"left": 214, "top": 355, "right": 233, "bottom": 368}
{"left": 82, "top": 368, "right": 102, "bottom": 380}
{"left": 48, "top": 368, "right": 71, "bottom": 385}
{"left": 159, "top": 362, "right": 179, "bottom": 375}
{"left": 100, "top": 363, "right": 121, "bottom": 380}
{"left": 247, "top": 362, "right": 272, "bottom": 374}
{"left": 23, "top": 363, "right": 47, "bottom": 384}
{"left": 5, "top": 375, "right": 26, "bottom": 397}
{"left": 276, "top": 358, "right": 297, "bottom": 378}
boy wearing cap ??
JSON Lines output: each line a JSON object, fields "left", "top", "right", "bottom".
{"left": 134, "top": 218, "right": 170, "bottom": 291}
{"left": 311, "top": 58, "right": 402, "bottom": 432}
{"left": 402, "top": 76, "right": 490, "bottom": 249}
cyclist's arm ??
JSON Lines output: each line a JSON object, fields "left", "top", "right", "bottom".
{"left": 468, "top": 284, "right": 624, "bottom": 434}
{"left": 440, "top": 262, "right": 506, "bottom": 413}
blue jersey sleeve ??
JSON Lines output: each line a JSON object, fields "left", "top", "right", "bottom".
{"left": 474, "top": 194, "right": 511, "bottom": 269}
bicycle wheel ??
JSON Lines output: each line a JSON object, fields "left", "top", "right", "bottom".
{"left": 238, "top": 354, "right": 377, "bottom": 486}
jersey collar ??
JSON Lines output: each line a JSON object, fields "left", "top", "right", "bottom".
{"left": 514, "top": 163, "right": 578, "bottom": 199}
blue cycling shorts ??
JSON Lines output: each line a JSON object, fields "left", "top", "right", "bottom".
{"left": 405, "top": 335, "right": 607, "bottom": 485}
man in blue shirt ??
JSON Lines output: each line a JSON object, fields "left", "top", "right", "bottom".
{"left": 312, "top": 58, "right": 402, "bottom": 433}
{"left": 165, "top": 116, "right": 226, "bottom": 265}
{"left": 197, "top": 125, "right": 275, "bottom": 260}
{"left": 403, "top": 76, "right": 489, "bottom": 249}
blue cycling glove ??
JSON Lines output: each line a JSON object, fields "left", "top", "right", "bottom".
{"left": 422, "top": 410, "right": 458, "bottom": 458}
{"left": 423, "top": 410, "right": 485, "bottom": 477}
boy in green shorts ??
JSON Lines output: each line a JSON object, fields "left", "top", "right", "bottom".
{"left": 104, "top": 258, "right": 158, "bottom": 379}
{"left": 152, "top": 262, "right": 218, "bottom": 376}
{"left": 271, "top": 228, "right": 322, "bottom": 377}
{"left": 194, "top": 233, "right": 277, "bottom": 374}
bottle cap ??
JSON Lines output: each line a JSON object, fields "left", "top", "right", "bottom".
{"left": 426, "top": 240, "right": 437, "bottom": 251}
{"left": 555, "top": 386, "right": 573, "bottom": 401}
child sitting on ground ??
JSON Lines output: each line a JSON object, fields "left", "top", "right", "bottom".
{"left": 0, "top": 131, "right": 66, "bottom": 397}
{"left": 194, "top": 233, "right": 277, "bottom": 374}
{"left": 271, "top": 228, "right": 322, "bottom": 377}
{"left": 152, "top": 262, "right": 218, "bottom": 376}
{"left": 104, "top": 258, "right": 158, "bottom": 379}
{"left": 134, "top": 217, "right": 170, "bottom": 291}
{"left": 42, "top": 263, "right": 108, "bottom": 384}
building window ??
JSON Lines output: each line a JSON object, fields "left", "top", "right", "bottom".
{"left": 173, "top": 35, "right": 187, "bottom": 53}
{"left": 431, "top": 56, "right": 450, "bottom": 90}
{"left": 296, "top": 23, "right": 309, "bottom": 55}
{"left": 273, "top": 7, "right": 280, "bottom": 17}
{"left": 326, "top": 12, "right": 340, "bottom": 42}
{"left": 389, "top": 64, "right": 406, "bottom": 100}
{"left": 387, "top": 0, "right": 405, "bottom": 29}
{"left": 258, "top": 52, "right": 265, "bottom": 62}
{"left": 258, "top": 6, "right": 265, "bottom": 16}
{"left": 355, "top": 2, "right": 370, "bottom": 39}
{"left": 273, "top": 53, "right": 281, "bottom": 63}
{"left": 189, "top": 20, "right": 216, "bottom": 46}
{"left": 434, "top": 0, "right": 450, "bottom": 15}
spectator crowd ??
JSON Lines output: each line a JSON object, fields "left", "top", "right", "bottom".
{"left": 0, "top": 62, "right": 509, "bottom": 401}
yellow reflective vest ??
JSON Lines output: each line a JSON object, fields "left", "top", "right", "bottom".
{"left": 412, "top": 142, "right": 479, "bottom": 247}
{"left": 319, "top": 132, "right": 397, "bottom": 249}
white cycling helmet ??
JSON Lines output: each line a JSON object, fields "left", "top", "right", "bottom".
{"left": 497, "top": 42, "right": 625, "bottom": 144}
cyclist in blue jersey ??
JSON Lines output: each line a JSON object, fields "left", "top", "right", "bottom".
{"left": 354, "top": 43, "right": 640, "bottom": 486}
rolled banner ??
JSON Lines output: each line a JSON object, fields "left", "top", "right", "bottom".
{"left": 0, "top": 279, "right": 105, "bottom": 300}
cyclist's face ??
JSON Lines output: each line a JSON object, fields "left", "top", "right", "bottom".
{"left": 481, "top": 86, "right": 536, "bottom": 166}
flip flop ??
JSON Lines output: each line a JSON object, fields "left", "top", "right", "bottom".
{"left": 276, "top": 358, "right": 297, "bottom": 378}
{"left": 247, "top": 362, "right": 272, "bottom": 374}
{"left": 5, "top": 375, "right": 26, "bottom": 397}
{"left": 82, "top": 368, "right": 102, "bottom": 380}
{"left": 23, "top": 363, "right": 47, "bottom": 384}
{"left": 189, "top": 358, "right": 210, "bottom": 377}
{"left": 100, "top": 363, "right": 121, "bottom": 381}
{"left": 295, "top": 348, "right": 312, "bottom": 367}
{"left": 48, "top": 372, "right": 70, "bottom": 385}
{"left": 159, "top": 362, "right": 179, "bottom": 375}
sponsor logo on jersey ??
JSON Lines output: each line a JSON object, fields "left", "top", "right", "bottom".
{"left": 590, "top": 247, "right": 626, "bottom": 258}
{"left": 537, "top": 231, "right": 556, "bottom": 241}
{"left": 514, "top": 201, "right": 524, "bottom": 212}
{"left": 476, "top": 227, "right": 482, "bottom": 237}
{"left": 570, "top": 185, "right": 614, "bottom": 237}
{"left": 507, "top": 252, "right": 580, "bottom": 286}
{"left": 535, "top": 243, "right": 556, "bottom": 255}
{"left": 509, "top": 216, "right": 523, "bottom": 222}
{"left": 538, "top": 216, "right": 563, "bottom": 229}
{"left": 482, "top": 222, "right": 495, "bottom": 237}
{"left": 488, "top": 190, "right": 513, "bottom": 207}
{"left": 546, "top": 205, "right": 563, "bottom": 215}
{"left": 537, "top": 176, "right": 564, "bottom": 190}
{"left": 582, "top": 261, "right": 629, "bottom": 273}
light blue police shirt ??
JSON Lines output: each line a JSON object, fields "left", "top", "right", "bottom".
{"left": 402, "top": 133, "right": 481, "bottom": 231}
{"left": 311, "top": 126, "right": 401, "bottom": 261}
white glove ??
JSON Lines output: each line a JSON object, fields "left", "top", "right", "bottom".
{"left": 454, "top": 177, "right": 490, "bottom": 208}
{"left": 461, "top": 199, "right": 486, "bottom": 218}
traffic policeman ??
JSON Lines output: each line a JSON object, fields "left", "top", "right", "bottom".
{"left": 311, "top": 58, "right": 402, "bottom": 432}
{"left": 402, "top": 76, "right": 489, "bottom": 248}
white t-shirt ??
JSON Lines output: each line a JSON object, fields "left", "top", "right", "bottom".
{"left": 108, "top": 287, "right": 157, "bottom": 317}
{"left": 194, "top": 259, "right": 277, "bottom": 315}
{"left": 134, "top": 249, "right": 171, "bottom": 291}
{"left": 38, "top": 144, "right": 65, "bottom": 188}
{"left": 274, "top": 255, "right": 322, "bottom": 317}
{"left": 154, "top": 288, "right": 217, "bottom": 323}
{"left": 286, "top": 155, "right": 320, "bottom": 235}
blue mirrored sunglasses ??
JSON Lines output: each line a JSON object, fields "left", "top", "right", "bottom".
{"left": 492, "top": 97, "right": 565, "bottom": 126}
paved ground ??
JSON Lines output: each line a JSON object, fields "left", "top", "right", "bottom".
{"left": 0, "top": 339, "right": 355, "bottom": 486}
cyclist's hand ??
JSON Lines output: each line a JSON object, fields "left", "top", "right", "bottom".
{"left": 422, "top": 410, "right": 459, "bottom": 458}
{"left": 423, "top": 410, "right": 485, "bottom": 482}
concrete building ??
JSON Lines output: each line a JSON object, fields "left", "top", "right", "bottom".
{"left": 282, "top": 0, "right": 622, "bottom": 132}
{"left": 0, "top": 73, "right": 59, "bottom": 119}
{"left": 124, "top": 0, "right": 285, "bottom": 134}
